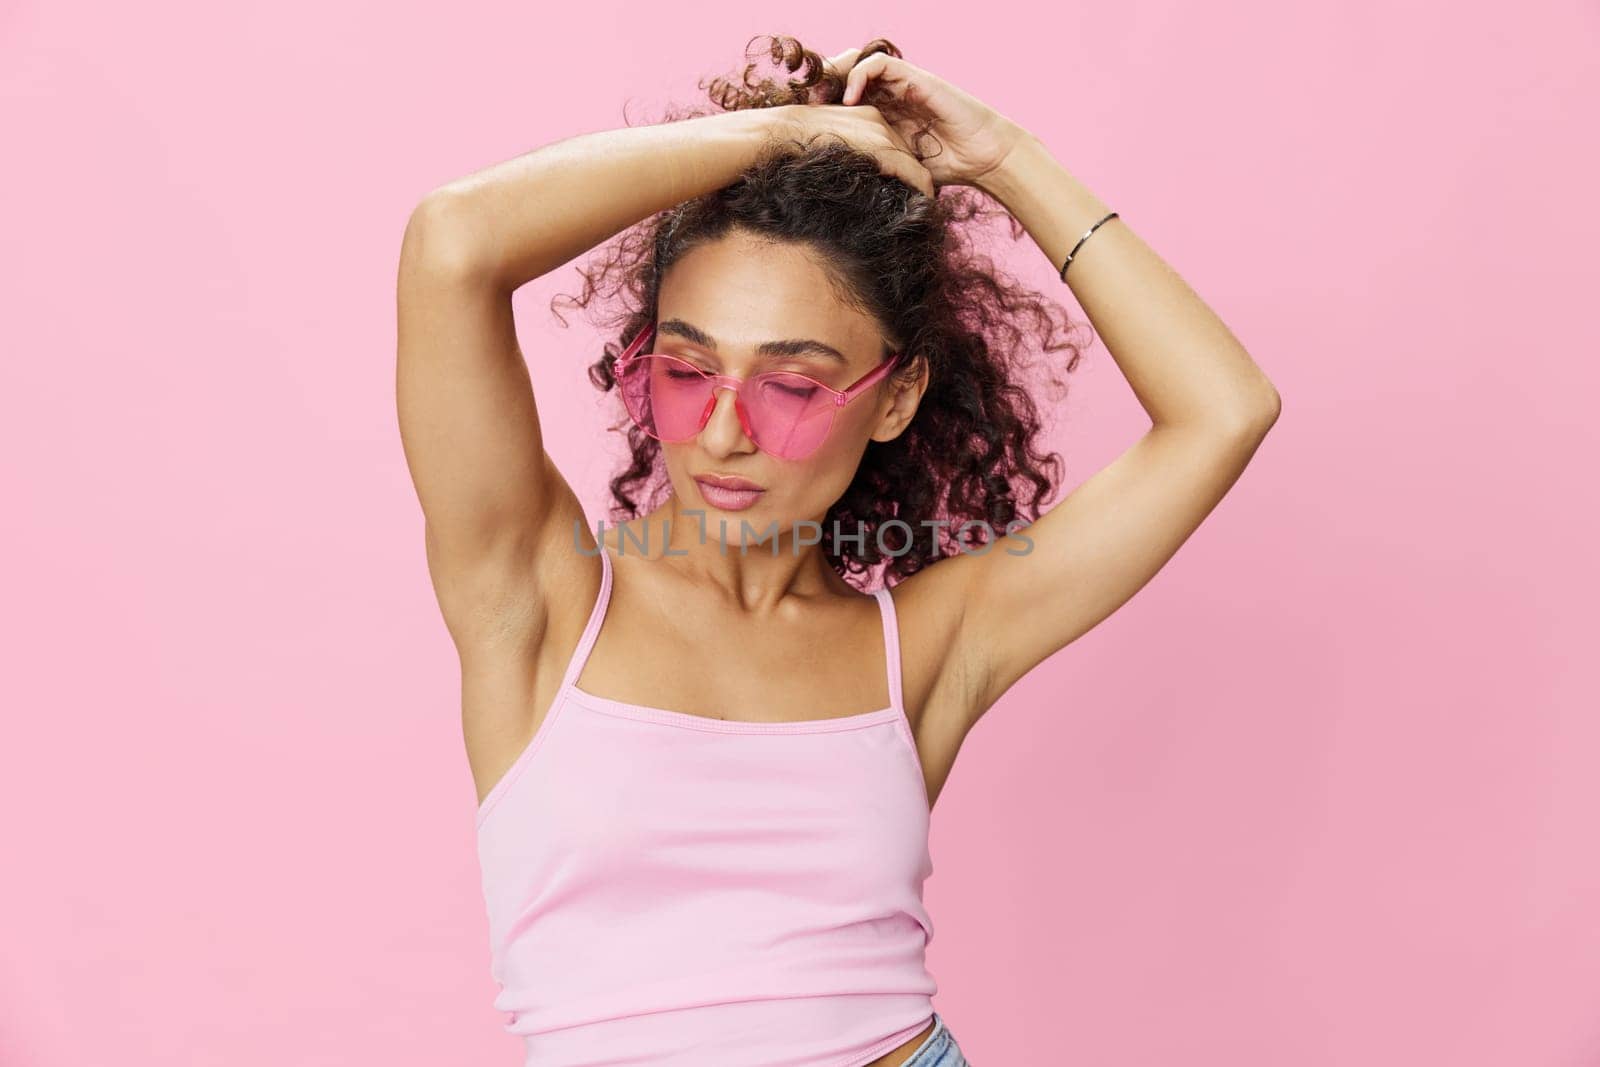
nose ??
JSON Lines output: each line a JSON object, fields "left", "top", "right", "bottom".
{"left": 698, "top": 384, "right": 756, "bottom": 455}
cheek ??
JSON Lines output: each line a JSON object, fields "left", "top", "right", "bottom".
{"left": 786, "top": 414, "right": 875, "bottom": 495}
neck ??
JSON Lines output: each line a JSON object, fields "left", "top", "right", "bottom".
{"left": 599, "top": 495, "right": 856, "bottom": 609}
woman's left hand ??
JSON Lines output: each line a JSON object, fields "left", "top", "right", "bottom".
{"left": 826, "top": 49, "right": 1029, "bottom": 190}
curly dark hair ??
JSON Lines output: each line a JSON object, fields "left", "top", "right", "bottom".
{"left": 550, "top": 34, "right": 1091, "bottom": 586}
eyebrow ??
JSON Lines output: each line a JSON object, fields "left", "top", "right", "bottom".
{"left": 656, "top": 318, "right": 850, "bottom": 365}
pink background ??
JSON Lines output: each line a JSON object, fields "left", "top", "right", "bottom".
{"left": 3, "top": 2, "right": 1596, "bottom": 1065}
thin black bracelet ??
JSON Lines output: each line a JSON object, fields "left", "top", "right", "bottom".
{"left": 1059, "top": 211, "right": 1119, "bottom": 282}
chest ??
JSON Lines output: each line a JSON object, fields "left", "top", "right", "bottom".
{"left": 577, "top": 606, "right": 895, "bottom": 725}
{"left": 481, "top": 697, "right": 934, "bottom": 909}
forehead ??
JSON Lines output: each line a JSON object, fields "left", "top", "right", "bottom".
{"left": 656, "top": 234, "right": 882, "bottom": 364}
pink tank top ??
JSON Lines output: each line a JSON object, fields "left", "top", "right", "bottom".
{"left": 474, "top": 544, "right": 937, "bottom": 1066}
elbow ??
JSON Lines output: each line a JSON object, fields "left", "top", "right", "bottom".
{"left": 1213, "top": 383, "right": 1281, "bottom": 440}
{"left": 1248, "top": 384, "right": 1282, "bottom": 433}
{"left": 400, "top": 193, "right": 494, "bottom": 284}
{"left": 1238, "top": 369, "right": 1282, "bottom": 431}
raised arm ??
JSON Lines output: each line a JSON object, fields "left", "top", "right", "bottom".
{"left": 395, "top": 107, "right": 785, "bottom": 651}
{"left": 933, "top": 130, "right": 1283, "bottom": 721}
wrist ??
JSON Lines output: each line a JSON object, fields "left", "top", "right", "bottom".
{"left": 974, "top": 125, "right": 1043, "bottom": 199}
{"left": 681, "top": 107, "right": 797, "bottom": 190}
{"left": 727, "top": 104, "right": 800, "bottom": 149}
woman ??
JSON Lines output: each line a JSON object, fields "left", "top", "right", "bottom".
{"left": 396, "top": 36, "right": 1279, "bottom": 1067}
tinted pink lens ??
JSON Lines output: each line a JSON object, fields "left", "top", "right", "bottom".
{"left": 619, "top": 355, "right": 713, "bottom": 441}
{"left": 745, "top": 373, "right": 835, "bottom": 458}
{"left": 617, "top": 356, "right": 837, "bottom": 458}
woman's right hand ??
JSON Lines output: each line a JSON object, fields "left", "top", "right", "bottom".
{"left": 767, "top": 102, "right": 937, "bottom": 199}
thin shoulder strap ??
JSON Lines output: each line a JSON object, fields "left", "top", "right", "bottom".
{"left": 872, "top": 584, "right": 905, "bottom": 713}
{"left": 558, "top": 539, "right": 614, "bottom": 692}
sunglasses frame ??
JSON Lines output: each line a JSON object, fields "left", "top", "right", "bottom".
{"left": 612, "top": 321, "right": 905, "bottom": 459}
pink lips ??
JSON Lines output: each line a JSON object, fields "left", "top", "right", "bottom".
{"left": 694, "top": 474, "right": 765, "bottom": 511}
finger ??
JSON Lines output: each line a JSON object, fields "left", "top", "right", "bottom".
{"left": 824, "top": 47, "right": 862, "bottom": 79}
{"left": 859, "top": 105, "right": 925, "bottom": 169}
{"left": 880, "top": 148, "right": 935, "bottom": 199}
{"left": 842, "top": 52, "right": 899, "bottom": 106}
{"left": 879, "top": 118, "right": 921, "bottom": 162}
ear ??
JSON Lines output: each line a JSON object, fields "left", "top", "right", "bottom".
{"left": 871, "top": 353, "right": 929, "bottom": 442}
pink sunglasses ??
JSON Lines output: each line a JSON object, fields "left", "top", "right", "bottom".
{"left": 613, "top": 322, "right": 904, "bottom": 460}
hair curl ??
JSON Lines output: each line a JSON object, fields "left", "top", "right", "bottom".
{"left": 550, "top": 34, "right": 1091, "bottom": 586}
